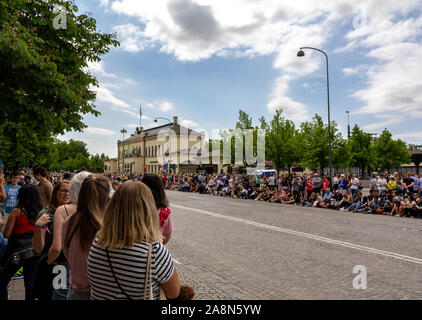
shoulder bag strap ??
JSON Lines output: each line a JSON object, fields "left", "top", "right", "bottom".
{"left": 144, "top": 243, "right": 153, "bottom": 300}
{"left": 105, "top": 247, "right": 133, "bottom": 300}
{"left": 64, "top": 204, "right": 69, "bottom": 218}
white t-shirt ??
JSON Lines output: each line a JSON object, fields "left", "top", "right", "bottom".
{"left": 268, "top": 176, "right": 275, "bottom": 186}
{"left": 377, "top": 178, "right": 387, "bottom": 191}
{"left": 351, "top": 178, "right": 360, "bottom": 190}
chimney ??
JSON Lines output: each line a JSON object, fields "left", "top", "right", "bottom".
{"left": 173, "top": 116, "right": 178, "bottom": 125}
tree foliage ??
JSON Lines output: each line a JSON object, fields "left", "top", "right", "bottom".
{"left": 0, "top": 0, "right": 119, "bottom": 169}
{"left": 259, "top": 109, "right": 302, "bottom": 174}
{"left": 349, "top": 125, "right": 372, "bottom": 171}
{"left": 370, "top": 129, "right": 411, "bottom": 172}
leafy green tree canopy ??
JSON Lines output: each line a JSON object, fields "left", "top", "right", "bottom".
{"left": 0, "top": 0, "right": 119, "bottom": 169}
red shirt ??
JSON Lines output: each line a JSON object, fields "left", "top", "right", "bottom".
{"left": 306, "top": 180, "right": 313, "bottom": 191}
{"left": 13, "top": 210, "right": 35, "bottom": 235}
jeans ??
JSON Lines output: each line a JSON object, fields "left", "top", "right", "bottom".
{"left": 0, "top": 233, "right": 7, "bottom": 258}
{"left": 347, "top": 202, "right": 362, "bottom": 211}
{"left": 67, "top": 286, "right": 91, "bottom": 300}
{"left": 52, "top": 260, "right": 70, "bottom": 300}
{"left": 0, "top": 256, "right": 39, "bottom": 300}
{"left": 351, "top": 189, "right": 359, "bottom": 195}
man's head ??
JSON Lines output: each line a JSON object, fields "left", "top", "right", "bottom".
{"left": 33, "top": 167, "right": 48, "bottom": 181}
{"left": 10, "top": 171, "right": 19, "bottom": 186}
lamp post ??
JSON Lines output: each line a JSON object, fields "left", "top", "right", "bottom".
{"left": 297, "top": 47, "right": 332, "bottom": 178}
{"left": 346, "top": 110, "right": 350, "bottom": 139}
{"left": 154, "top": 117, "right": 172, "bottom": 173}
{"left": 120, "top": 128, "right": 127, "bottom": 173}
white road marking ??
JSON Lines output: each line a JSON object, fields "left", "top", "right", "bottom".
{"left": 173, "top": 258, "right": 181, "bottom": 265}
{"left": 187, "top": 196, "right": 250, "bottom": 207}
{"left": 171, "top": 204, "right": 422, "bottom": 265}
{"left": 224, "top": 202, "right": 250, "bottom": 207}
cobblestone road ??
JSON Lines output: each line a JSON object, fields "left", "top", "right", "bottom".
{"left": 166, "top": 191, "right": 422, "bottom": 300}
{"left": 9, "top": 190, "right": 422, "bottom": 299}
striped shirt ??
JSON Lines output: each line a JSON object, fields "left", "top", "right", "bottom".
{"left": 87, "top": 240, "right": 174, "bottom": 300}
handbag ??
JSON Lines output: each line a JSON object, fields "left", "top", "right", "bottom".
{"left": 0, "top": 232, "right": 38, "bottom": 278}
{"left": 105, "top": 242, "right": 166, "bottom": 300}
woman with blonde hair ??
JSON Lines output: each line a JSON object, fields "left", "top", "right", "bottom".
{"left": 61, "top": 175, "right": 110, "bottom": 300}
{"left": 87, "top": 180, "right": 180, "bottom": 300}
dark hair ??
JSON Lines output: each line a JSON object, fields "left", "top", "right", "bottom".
{"left": 65, "top": 175, "right": 110, "bottom": 254}
{"left": 16, "top": 185, "right": 42, "bottom": 225}
{"left": 141, "top": 174, "right": 169, "bottom": 209}
{"left": 11, "top": 171, "right": 19, "bottom": 177}
{"left": 34, "top": 167, "right": 48, "bottom": 177}
{"left": 63, "top": 173, "right": 72, "bottom": 180}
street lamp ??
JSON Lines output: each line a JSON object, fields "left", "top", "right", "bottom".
{"left": 120, "top": 128, "right": 127, "bottom": 173}
{"left": 346, "top": 110, "right": 350, "bottom": 139}
{"left": 297, "top": 47, "right": 332, "bottom": 178}
{"left": 154, "top": 117, "right": 172, "bottom": 173}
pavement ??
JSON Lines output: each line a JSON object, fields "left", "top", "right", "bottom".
{"left": 8, "top": 190, "right": 422, "bottom": 299}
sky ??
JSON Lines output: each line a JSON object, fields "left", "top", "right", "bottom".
{"left": 59, "top": 0, "right": 422, "bottom": 158}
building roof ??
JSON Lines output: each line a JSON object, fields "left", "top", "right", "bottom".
{"left": 119, "top": 123, "right": 202, "bottom": 143}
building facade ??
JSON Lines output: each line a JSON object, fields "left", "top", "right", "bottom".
{"left": 106, "top": 116, "right": 206, "bottom": 174}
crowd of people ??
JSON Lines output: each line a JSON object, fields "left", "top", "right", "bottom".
{"left": 160, "top": 171, "right": 422, "bottom": 218}
{"left": 0, "top": 167, "right": 194, "bottom": 300}
{"left": 1, "top": 166, "right": 421, "bottom": 300}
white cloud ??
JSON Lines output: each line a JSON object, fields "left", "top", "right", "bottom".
{"left": 124, "top": 78, "right": 136, "bottom": 85}
{"left": 85, "top": 61, "right": 116, "bottom": 78}
{"left": 394, "top": 131, "right": 422, "bottom": 144}
{"left": 100, "top": 0, "right": 109, "bottom": 7}
{"left": 361, "top": 115, "right": 404, "bottom": 131}
{"left": 180, "top": 119, "right": 199, "bottom": 128}
{"left": 91, "top": 85, "right": 131, "bottom": 109}
{"left": 84, "top": 127, "right": 116, "bottom": 136}
{"left": 109, "top": 0, "right": 422, "bottom": 122}
{"left": 342, "top": 64, "right": 370, "bottom": 77}
{"left": 159, "top": 101, "right": 174, "bottom": 112}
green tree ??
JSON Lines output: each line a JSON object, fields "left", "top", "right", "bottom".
{"left": 370, "top": 129, "right": 411, "bottom": 172}
{"left": 90, "top": 153, "right": 107, "bottom": 173}
{"left": 332, "top": 137, "right": 352, "bottom": 171}
{"left": 349, "top": 125, "right": 372, "bottom": 175}
{"left": 259, "top": 109, "right": 301, "bottom": 174}
{"left": 299, "top": 114, "right": 342, "bottom": 174}
{"left": 0, "top": 0, "right": 119, "bottom": 169}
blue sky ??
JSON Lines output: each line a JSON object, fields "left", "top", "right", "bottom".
{"left": 60, "top": 0, "right": 422, "bottom": 157}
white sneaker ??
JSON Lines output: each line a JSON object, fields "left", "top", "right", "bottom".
{"left": 339, "top": 207, "right": 344, "bottom": 211}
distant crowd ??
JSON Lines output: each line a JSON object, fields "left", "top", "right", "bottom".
{"left": 157, "top": 171, "right": 422, "bottom": 218}
{"left": 106, "top": 170, "right": 422, "bottom": 218}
